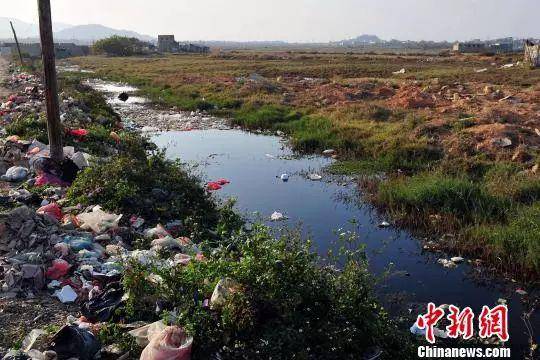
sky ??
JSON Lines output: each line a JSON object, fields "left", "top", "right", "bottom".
{"left": 4, "top": 0, "right": 539, "bottom": 42}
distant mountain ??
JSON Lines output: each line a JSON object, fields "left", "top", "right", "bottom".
{"left": 0, "top": 18, "right": 153, "bottom": 43}
{"left": 55, "top": 24, "right": 154, "bottom": 42}
{"left": 0, "top": 17, "right": 71, "bottom": 40}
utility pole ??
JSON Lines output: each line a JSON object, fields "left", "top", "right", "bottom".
{"left": 37, "top": 0, "right": 63, "bottom": 162}
{"left": 9, "top": 21, "right": 24, "bottom": 67}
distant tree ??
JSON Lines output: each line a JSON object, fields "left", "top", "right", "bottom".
{"left": 93, "top": 36, "right": 147, "bottom": 56}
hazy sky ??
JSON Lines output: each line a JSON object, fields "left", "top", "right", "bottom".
{"left": 5, "top": 0, "right": 539, "bottom": 42}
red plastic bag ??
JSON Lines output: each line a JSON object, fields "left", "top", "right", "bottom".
{"left": 35, "top": 173, "right": 69, "bottom": 187}
{"left": 140, "top": 326, "right": 192, "bottom": 360}
{"left": 46, "top": 259, "right": 71, "bottom": 280}
{"left": 69, "top": 129, "right": 89, "bottom": 138}
{"left": 207, "top": 182, "right": 222, "bottom": 191}
{"left": 37, "top": 203, "right": 63, "bottom": 221}
{"left": 216, "top": 178, "right": 230, "bottom": 185}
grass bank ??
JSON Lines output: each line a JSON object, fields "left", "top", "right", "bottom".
{"left": 67, "top": 53, "right": 540, "bottom": 279}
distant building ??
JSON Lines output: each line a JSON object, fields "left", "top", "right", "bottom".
{"left": 55, "top": 43, "right": 90, "bottom": 58}
{"left": 158, "top": 35, "right": 177, "bottom": 52}
{"left": 453, "top": 42, "right": 487, "bottom": 53}
{"left": 157, "top": 34, "right": 210, "bottom": 54}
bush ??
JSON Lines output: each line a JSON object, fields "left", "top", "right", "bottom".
{"left": 93, "top": 36, "right": 148, "bottom": 57}
{"left": 378, "top": 173, "right": 509, "bottom": 223}
{"left": 67, "top": 152, "right": 218, "bottom": 236}
{"left": 123, "top": 225, "right": 415, "bottom": 359}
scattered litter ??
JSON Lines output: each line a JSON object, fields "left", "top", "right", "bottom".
{"left": 516, "top": 289, "right": 528, "bottom": 296}
{"left": 280, "top": 173, "right": 289, "bottom": 182}
{"left": 475, "top": 68, "right": 488, "bottom": 73}
{"left": 322, "top": 149, "right": 336, "bottom": 156}
{"left": 450, "top": 256, "right": 464, "bottom": 263}
{"left": 437, "top": 259, "right": 458, "bottom": 269}
{"left": 77, "top": 206, "right": 122, "bottom": 233}
{"left": 308, "top": 173, "right": 322, "bottom": 181}
{"left": 2, "top": 166, "right": 29, "bottom": 182}
{"left": 46, "top": 259, "right": 71, "bottom": 279}
{"left": 49, "top": 325, "right": 101, "bottom": 360}
{"left": 35, "top": 173, "right": 69, "bottom": 187}
{"left": 378, "top": 221, "right": 391, "bottom": 228}
{"left": 393, "top": 68, "right": 406, "bottom": 75}
{"left": 270, "top": 211, "right": 286, "bottom": 221}
{"left": 210, "top": 278, "right": 241, "bottom": 310}
{"left": 54, "top": 285, "right": 78, "bottom": 303}
{"left": 491, "top": 137, "right": 512, "bottom": 148}
{"left": 207, "top": 182, "right": 222, "bottom": 191}
{"left": 140, "top": 326, "right": 193, "bottom": 360}
{"left": 37, "top": 203, "right": 63, "bottom": 221}
{"left": 21, "top": 329, "right": 47, "bottom": 353}
{"left": 129, "top": 320, "right": 168, "bottom": 347}
{"left": 118, "top": 92, "right": 130, "bottom": 102}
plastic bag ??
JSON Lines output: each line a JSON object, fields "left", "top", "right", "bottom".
{"left": 77, "top": 206, "right": 122, "bottom": 233}
{"left": 64, "top": 234, "right": 94, "bottom": 252}
{"left": 1, "top": 166, "right": 28, "bottom": 182}
{"left": 35, "top": 173, "right": 68, "bottom": 187}
{"left": 128, "top": 320, "right": 168, "bottom": 347}
{"left": 210, "top": 278, "right": 240, "bottom": 310}
{"left": 69, "top": 129, "right": 89, "bottom": 138}
{"left": 46, "top": 259, "right": 71, "bottom": 279}
{"left": 49, "top": 325, "right": 101, "bottom": 360}
{"left": 37, "top": 203, "right": 63, "bottom": 221}
{"left": 140, "top": 326, "right": 192, "bottom": 360}
{"left": 206, "top": 182, "right": 222, "bottom": 191}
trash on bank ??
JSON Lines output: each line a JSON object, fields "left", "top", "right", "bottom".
{"left": 308, "top": 173, "right": 322, "bottom": 181}
{"left": 49, "top": 325, "right": 101, "bottom": 360}
{"left": 129, "top": 320, "right": 168, "bottom": 347}
{"left": 210, "top": 278, "right": 241, "bottom": 310}
{"left": 77, "top": 206, "right": 122, "bottom": 233}
{"left": 54, "top": 285, "right": 78, "bottom": 303}
{"left": 46, "top": 259, "right": 71, "bottom": 280}
{"left": 36, "top": 203, "right": 63, "bottom": 221}
{"left": 140, "top": 326, "right": 193, "bottom": 360}
{"left": 270, "top": 211, "right": 286, "bottom": 221}
{"left": 437, "top": 258, "right": 458, "bottom": 269}
{"left": 280, "top": 173, "right": 289, "bottom": 182}
{"left": 2, "top": 166, "right": 28, "bottom": 182}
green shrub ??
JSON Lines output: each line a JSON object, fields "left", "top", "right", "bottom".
{"left": 67, "top": 152, "right": 218, "bottom": 235}
{"left": 123, "top": 225, "right": 415, "bottom": 359}
{"left": 93, "top": 36, "right": 148, "bottom": 57}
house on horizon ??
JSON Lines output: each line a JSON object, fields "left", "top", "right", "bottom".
{"left": 157, "top": 35, "right": 210, "bottom": 54}
{"left": 453, "top": 41, "right": 487, "bottom": 53}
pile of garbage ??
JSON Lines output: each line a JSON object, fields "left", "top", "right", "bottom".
{"left": 0, "top": 67, "right": 219, "bottom": 360}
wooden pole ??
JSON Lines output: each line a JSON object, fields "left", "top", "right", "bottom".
{"left": 9, "top": 21, "right": 24, "bottom": 67}
{"left": 37, "top": 0, "right": 63, "bottom": 162}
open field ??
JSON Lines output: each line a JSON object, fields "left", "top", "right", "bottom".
{"left": 71, "top": 52, "right": 540, "bottom": 279}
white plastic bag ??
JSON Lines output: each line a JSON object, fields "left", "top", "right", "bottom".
{"left": 77, "top": 206, "right": 122, "bottom": 233}
{"left": 140, "top": 326, "right": 192, "bottom": 360}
